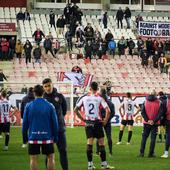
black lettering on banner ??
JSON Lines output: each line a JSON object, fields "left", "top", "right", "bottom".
{"left": 89, "top": 103, "right": 95, "bottom": 115}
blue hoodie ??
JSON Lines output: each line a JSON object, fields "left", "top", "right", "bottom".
{"left": 22, "top": 98, "right": 59, "bottom": 144}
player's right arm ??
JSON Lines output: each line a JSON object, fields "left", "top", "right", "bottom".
{"left": 74, "top": 96, "right": 86, "bottom": 122}
{"left": 119, "top": 103, "right": 125, "bottom": 118}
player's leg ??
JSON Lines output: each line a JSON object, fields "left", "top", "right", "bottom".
{"left": 85, "top": 125, "right": 95, "bottom": 169}
{"left": 157, "top": 125, "right": 162, "bottom": 142}
{"left": 56, "top": 131, "right": 68, "bottom": 170}
{"left": 29, "top": 144, "right": 40, "bottom": 170}
{"left": 42, "top": 144, "right": 55, "bottom": 170}
{"left": 104, "top": 124, "right": 112, "bottom": 155}
{"left": 117, "top": 120, "right": 126, "bottom": 144}
{"left": 161, "top": 124, "right": 170, "bottom": 158}
{"left": 30, "top": 155, "right": 38, "bottom": 170}
{"left": 139, "top": 124, "right": 150, "bottom": 156}
{"left": 127, "top": 120, "right": 134, "bottom": 144}
{"left": 97, "top": 123, "right": 114, "bottom": 169}
{"left": 96, "top": 139, "right": 100, "bottom": 155}
{"left": 3, "top": 122, "right": 10, "bottom": 151}
{"left": 148, "top": 125, "right": 158, "bottom": 157}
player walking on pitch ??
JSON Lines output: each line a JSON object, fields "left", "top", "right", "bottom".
{"left": 74, "top": 82, "right": 114, "bottom": 169}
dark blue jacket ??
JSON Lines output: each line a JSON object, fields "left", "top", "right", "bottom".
{"left": 22, "top": 98, "right": 59, "bottom": 144}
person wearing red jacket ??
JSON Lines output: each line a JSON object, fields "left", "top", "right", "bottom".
{"left": 139, "top": 91, "right": 163, "bottom": 157}
{"left": 1, "top": 38, "right": 9, "bottom": 60}
{"left": 161, "top": 95, "right": 170, "bottom": 158}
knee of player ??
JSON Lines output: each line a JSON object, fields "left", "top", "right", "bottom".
{"left": 99, "top": 145, "right": 105, "bottom": 152}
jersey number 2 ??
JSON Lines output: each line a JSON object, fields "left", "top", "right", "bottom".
{"left": 89, "top": 103, "right": 95, "bottom": 115}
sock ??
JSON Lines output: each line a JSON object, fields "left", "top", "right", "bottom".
{"left": 119, "top": 130, "right": 123, "bottom": 142}
{"left": 88, "top": 162, "right": 93, "bottom": 166}
{"left": 87, "top": 145, "right": 93, "bottom": 162}
{"left": 99, "top": 145, "right": 106, "bottom": 162}
{"left": 128, "top": 131, "right": 133, "bottom": 143}
{"left": 101, "top": 161, "right": 107, "bottom": 166}
{"left": 165, "top": 134, "right": 170, "bottom": 151}
{"left": 5, "top": 134, "right": 9, "bottom": 146}
{"left": 165, "top": 151, "right": 168, "bottom": 155}
{"left": 159, "top": 134, "right": 162, "bottom": 141}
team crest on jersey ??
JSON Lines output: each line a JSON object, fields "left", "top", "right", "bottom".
{"left": 55, "top": 97, "right": 59, "bottom": 102}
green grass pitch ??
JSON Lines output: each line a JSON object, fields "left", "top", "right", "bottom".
{"left": 0, "top": 127, "right": 170, "bottom": 170}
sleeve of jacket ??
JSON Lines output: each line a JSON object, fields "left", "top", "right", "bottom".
{"left": 51, "top": 106, "right": 59, "bottom": 143}
{"left": 22, "top": 104, "right": 29, "bottom": 144}
{"left": 154, "top": 102, "right": 164, "bottom": 124}
{"left": 20, "top": 99, "right": 25, "bottom": 119}
{"left": 61, "top": 94, "right": 67, "bottom": 116}
{"left": 141, "top": 102, "right": 149, "bottom": 122}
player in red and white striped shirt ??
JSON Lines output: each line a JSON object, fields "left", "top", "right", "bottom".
{"left": 0, "top": 90, "right": 17, "bottom": 150}
{"left": 74, "top": 82, "right": 114, "bottom": 169}
{"left": 117, "top": 92, "right": 140, "bottom": 145}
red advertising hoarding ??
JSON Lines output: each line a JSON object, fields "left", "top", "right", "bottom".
{"left": 0, "top": 23, "right": 16, "bottom": 32}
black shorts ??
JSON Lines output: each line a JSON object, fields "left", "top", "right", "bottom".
{"left": 28, "top": 143, "right": 54, "bottom": 155}
{"left": 85, "top": 121, "right": 104, "bottom": 139}
{"left": 121, "top": 120, "right": 134, "bottom": 126}
{"left": 0, "top": 122, "right": 10, "bottom": 133}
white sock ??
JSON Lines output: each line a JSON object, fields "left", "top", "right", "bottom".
{"left": 102, "top": 161, "right": 107, "bottom": 166}
{"left": 165, "top": 151, "right": 168, "bottom": 155}
{"left": 88, "top": 162, "right": 93, "bottom": 166}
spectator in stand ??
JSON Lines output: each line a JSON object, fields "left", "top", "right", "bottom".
{"left": 71, "top": 3, "right": 78, "bottom": 17}
{"left": 116, "top": 7, "right": 124, "bottom": 29}
{"left": 53, "top": 39, "right": 60, "bottom": 57}
{"left": 137, "top": 37, "right": 144, "bottom": 57}
{"left": 97, "top": 39, "right": 104, "bottom": 59}
{"left": 24, "top": 9, "right": 31, "bottom": 21}
{"left": 56, "top": 15, "right": 65, "bottom": 35}
{"left": 105, "top": 29, "right": 113, "bottom": 50}
{"left": 158, "top": 53, "right": 167, "bottom": 74}
{"left": 75, "top": 37, "right": 84, "bottom": 54}
{"left": 71, "top": 66, "right": 82, "bottom": 73}
{"left": 0, "top": 69, "right": 7, "bottom": 89}
{"left": 32, "top": 28, "right": 45, "bottom": 45}
{"left": 84, "top": 23, "right": 94, "bottom": 42}
{"left": 84, "top": 41, "right": 93, "bottom": 59}
{"left": 48, "top": 32, "right": 53, "bottom": 42}
{"left": 92, "top": 39, "right": 100, "bottom": 59}
{"left": 65, "top": 28, "right": 73, "bottom": 52}
{"left": 44, "top": 36, "right": 55, "bottom": 58}
{"left": 117, "top": 36, "right": 127, "bottom": 58}
{"left": 153, "top": 51, "right": 159, "bottom": 69}
{"left": 157, "top": 40, "right": 164, "bottom": 57}
{"left": 108, "top": 38, "right": 116, "bottom": 58}
{"left": 76, "top": 27, "right": 85, "bottom": 42}
{"left": 124, "top": 7, "right": 131, "bottom": 29}
{"left": 33, "top": 45, "right": 42, "bottom": 64}
{"left": 141, "top": 49, "right": 149, "bottom": 68}
{"left": 8, "top": 37, "right": 16, "bottom": 60}
{"left": 69, "top": 16, "right": 77, "bottom": 36}
{"left": 103, "top": 12, "right": 108, "bottom": 29}
{"left": 16, "top": 9, "right": 24, "bottom": 21}
{"left": 76, "top": 8, "right": 83, "bottom": 23}
{"left": 165, "top": 39, "right": 170, "bottom": 53}
{"left": 24, "top": 40, "right": 33, "bottom": 65}
{"left": 1, "top": 38, "right": 9, "bottom": 60}
{"left": 127, "top": 38, "right": 135, "bottom": 57}
{"left": 94, "top": 28, "right": 102, "bottom": 41}
{"left": 146, "top": 37, "right": 153, "bottom": 58}
{"left": 15, "top": 39, "right": 23, "bottom": 63}
{"left": 64, "top": 3, "right": 72, "bottom": 24}
{"left": 49, "top": 10, "right": 55, "bottom": 28}
{"left": 135, "top": 15, "right": 143, "bottom": 28}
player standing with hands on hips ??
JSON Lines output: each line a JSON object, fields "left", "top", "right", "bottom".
{"left": 74, "top": 82, "right": 115, "bottom": 170}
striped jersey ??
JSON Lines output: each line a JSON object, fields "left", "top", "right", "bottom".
{"left": 0, "top": 98, "right": 12, "bottom": 123}
{"left": 122, "top": 99, "right": 136, "bottom": 120}
{"left": 76, "top": 92, "right": 108, "bottom": 121}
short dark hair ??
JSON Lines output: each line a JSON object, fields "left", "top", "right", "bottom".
{"left": 158, "top": 91, "right": 164, "bottom": 96}
{"left": 28, "top": 87, "right": 34, "bottom": 93}
{"left": 1, "top": 90, "right": 7, "bottom": 98}
{"left": 90, "top": 82, "right": 98, "bottom": 91}
{"left": 33, "top": 85, "right": 44, "bottom": 97}
{"left": 42, "top": 78, "right": 52, "bottom": 85}
{"left": 126, "top": 92, "right": 131, "bottom": 98}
